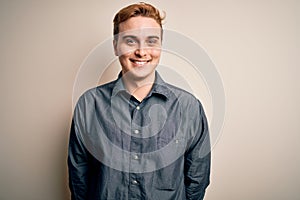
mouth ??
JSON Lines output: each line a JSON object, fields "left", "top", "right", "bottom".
{"left": 129, "top": 58, "right": 151, "bottom": 67}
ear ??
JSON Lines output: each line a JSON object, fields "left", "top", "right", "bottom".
{"left": 113, "top": 39, "right": 118, "bottom": 56}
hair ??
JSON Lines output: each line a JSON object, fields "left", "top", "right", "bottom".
{"left": 113, "top": 2, "right": 165, "bottom": 40}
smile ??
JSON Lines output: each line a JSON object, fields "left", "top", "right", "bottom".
{"left": 130, "top": 59, "right": 151, "bottom": 66}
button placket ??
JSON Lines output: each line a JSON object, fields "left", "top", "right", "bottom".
{"left": 129, "top": 99, "right": 144, "bottom": 192}
{"left": 133, "top": 154, "right": 139, "bottom": 160}
{"left": 131, "top": 102, "right": 143, "bottom": 137}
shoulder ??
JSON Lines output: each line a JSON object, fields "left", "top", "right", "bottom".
{"left": 165, "top": 83, "right": 202, "bottom": 106}
{"left": 75, "top": 79, "right": 117, "bottom": 107}
{"left": 164, "top": 82, "right": 207, "bottom": 120}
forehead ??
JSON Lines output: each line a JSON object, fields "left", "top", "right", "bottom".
{"left": 118, "top": 16, "right": 161, "bottom": 38}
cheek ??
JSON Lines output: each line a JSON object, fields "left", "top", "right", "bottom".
{"left": 119, "top": 54, "right": 130, "bottom": 65}
{"left": 151, "top": 48, "right": 161, "bottom": 59}
{"left": 117, "top": 43, "right": 135, "bottom": 56}
{"left": 118, "top": 48, "right": 133, "bottom": 63}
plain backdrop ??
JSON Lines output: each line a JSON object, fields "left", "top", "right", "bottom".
{"left": 0, "top": 0, "right": 299, "bottom": 200}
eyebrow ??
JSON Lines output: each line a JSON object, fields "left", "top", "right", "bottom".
{"left": 122, "top": 35, "right": 160, "bottom": 40}
{"left": 147, "top": 36, "right": 160, "bottom": 40}
{"left": 122, "top": 35, "right": 137, "bottom": 39}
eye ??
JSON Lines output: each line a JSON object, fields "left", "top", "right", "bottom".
{"left": 125, "top": 38, "right": 137, "bottom": 45}
{"left": 147, "top": 38, "right": 159, "bottom": 46}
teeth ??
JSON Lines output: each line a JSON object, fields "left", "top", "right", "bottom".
{"left": 134, "top": 61, "right": 147, "bottom": 65}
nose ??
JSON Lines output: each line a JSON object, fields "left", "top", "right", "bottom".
{"left": 134, "top": 45, "right": 147, "bottom": 57}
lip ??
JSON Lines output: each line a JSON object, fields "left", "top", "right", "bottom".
{"left": 129, "top": 58, "right": 151, "bottom": 67}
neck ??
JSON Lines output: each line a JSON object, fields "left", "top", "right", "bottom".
{"left": 122, "top": 72, "right": 156, "bottom": 102}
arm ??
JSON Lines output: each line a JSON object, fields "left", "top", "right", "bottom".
{"left": 184, "top": 101, "right": 211, "bottom": 200}
{"left": 68, "top": 119, "right": 89, "bottom": 200}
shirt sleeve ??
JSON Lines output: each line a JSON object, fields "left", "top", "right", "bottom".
{"left": 68, "top": 119, "right": 89, "bottom": 200}
{"left": 184, "top": 100, "right": 211, "bottom": 200}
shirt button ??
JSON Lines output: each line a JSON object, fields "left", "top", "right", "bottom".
{"left": 134, "top": 130, "right": 139, "bottom": 134}
{"left": 133, "top": 155, "right": 139, "bottom": 160}
{"left": 136, "top": 106, "right": 140, "bottom": 110}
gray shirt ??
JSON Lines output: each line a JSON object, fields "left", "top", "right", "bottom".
{"left": 68, "top": 71, "right": 211, "bottom": 200}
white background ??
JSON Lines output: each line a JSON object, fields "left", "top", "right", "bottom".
{"left": 0, "top": 0, "right": 299, "bottom": 199}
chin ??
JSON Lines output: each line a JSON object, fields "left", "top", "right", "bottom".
{"left": 125, "top": 67, "right": 155, "bottom": 81}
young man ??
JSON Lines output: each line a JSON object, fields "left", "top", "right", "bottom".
{"left": 68, "top": 3, "right": 211, "bottom": 200}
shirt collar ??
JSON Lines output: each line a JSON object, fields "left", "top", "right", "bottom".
{"left": 112, "top": 71, "right": 171, "bottom": 100}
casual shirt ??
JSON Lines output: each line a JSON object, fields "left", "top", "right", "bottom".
{"left": 68, "top": 71, "right": 211, "bottom": 200}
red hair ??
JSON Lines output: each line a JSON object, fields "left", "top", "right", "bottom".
{"left": 113, "top": 2, "right": 165, "bottom": 39}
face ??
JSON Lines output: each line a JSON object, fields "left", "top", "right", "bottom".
{"left": 114, "top": 16, "right": 162, "bottom": 81}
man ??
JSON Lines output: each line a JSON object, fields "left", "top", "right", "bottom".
{"left": 68, "top": 2, "right": 211, "bottom": 200}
